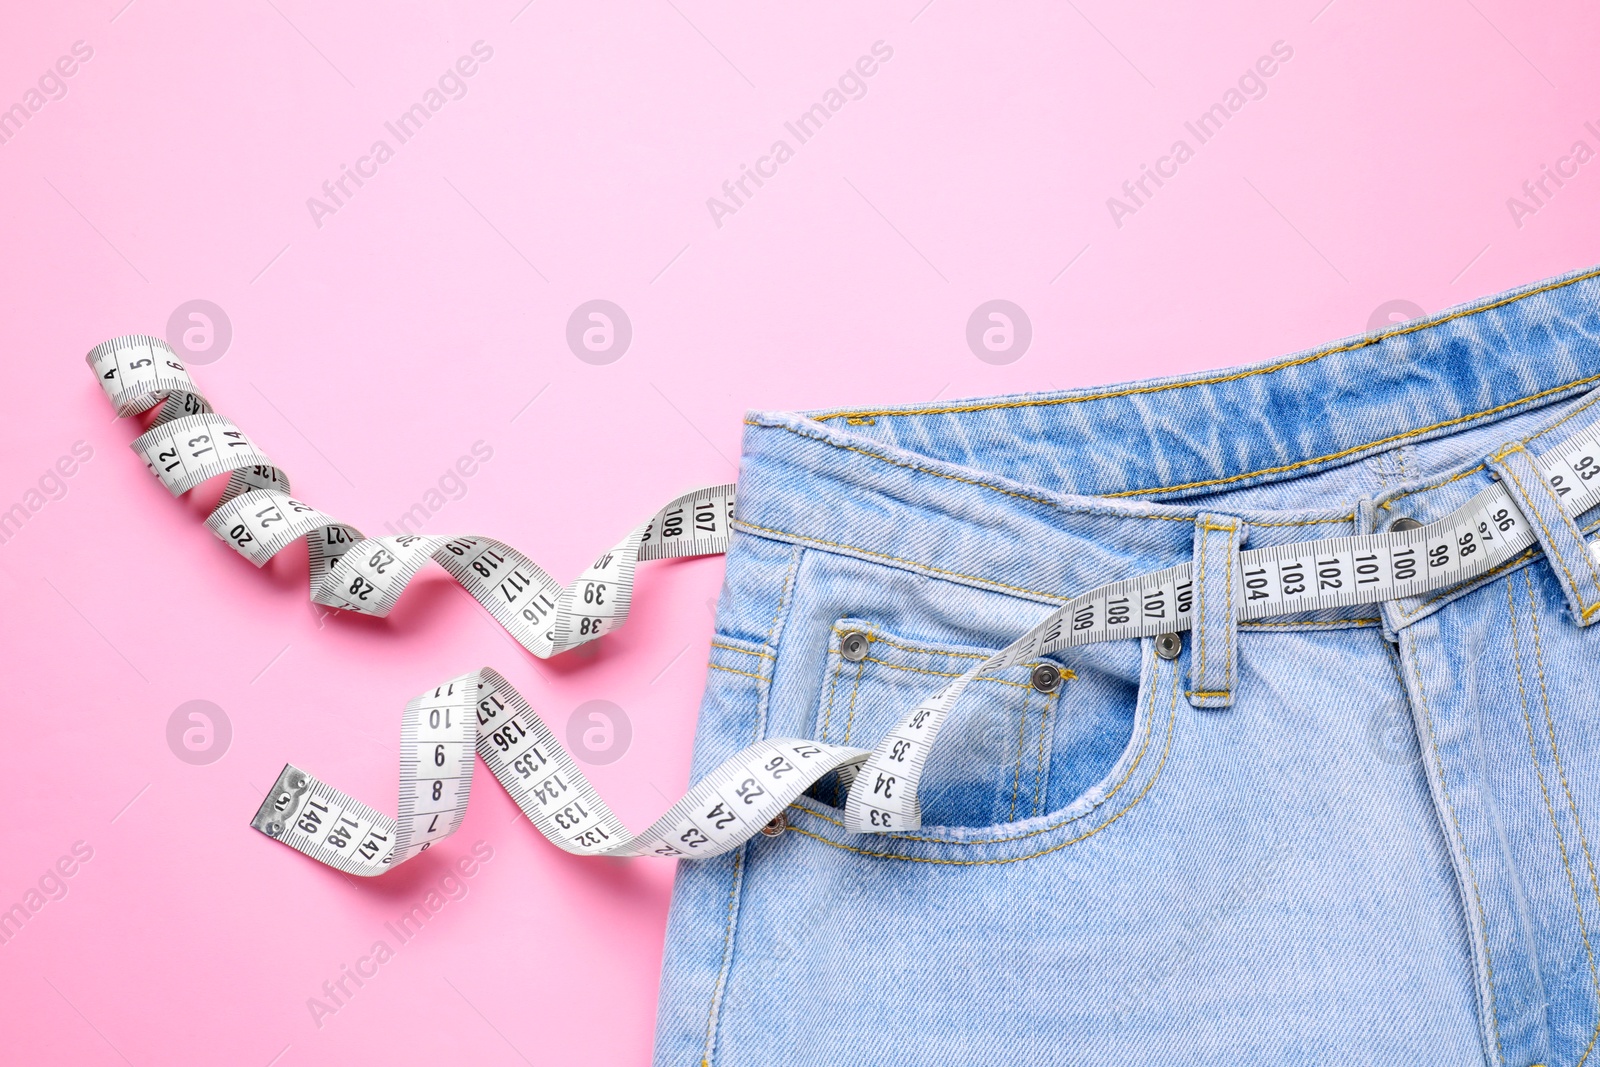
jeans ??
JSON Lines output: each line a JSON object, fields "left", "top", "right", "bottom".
{"left": 653, "top": 264, "right": 1600, "bottom": 1066}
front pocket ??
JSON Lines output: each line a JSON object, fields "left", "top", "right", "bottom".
{"left": 812, "top": 619, "right": 1065, "bottom": 827}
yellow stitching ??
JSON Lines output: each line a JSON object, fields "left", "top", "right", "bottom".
{"left": 831, "top": 625, "right": 1077, "bottom": 671}
{"left": 1387, "top": 464, "right": 1485, "bottom": 503}
{"left": 1238, "top": 617, "right": 1382, "bottom": 629}
{"left": 784, "top": 664, "right": 1178, "bottom": 864}
{"left": 1395, "top": 544, "right": 1540, "bottom": 621}
{"left": 1524, "top": 384, "right": 1600, "bottom": 447}
{"left": 790, "top": 651, "right": 1160, "bottom": 846}
{"left": 820, "top": 642, "right": 844, "bottom": 743}
{"left": 856, "top": 655, "right": 1049, "bottom": 689}
{"left": 1224, "top": 524, "right": 1237, "bottom": 693}
{"left": 810, "top": 269, "right": 1600, "bottom": 425}
{"left": 1505, "top": 578, "right": 1600, "bottom": 1051}
{"left": 1496, "top": 459, "right": 1596, "bottom": 614}
{"left": 1032, "top": 682, "right": 1052, "bottom": 817}
{"left": 1009, "top": 686, "right": 1032, "bottom": 822}
{"left": 1250, "top": 515, "right": 1355, "bottom": 527}
{"left": 743, "top": 419, "right": 1210, "bottom": 516}
{"left": 1099, "top": 376, "right": 1600, "bottom": 498}
{"left": 735, "top": 518, "right": 1068, "bottom": 600}
{"left": 774, "top": 371, "right": 1600, "bottom": 504}
{"left": 1196, "top": 521, "right": 1209, "bottom": 693}
{"left": 841, "top": 652, "right": 867, "bottom": 744}
{"left": 1409, "top": 644, "right": 1505, "bottom": 1061}
{"left": 1507, "top": 442, "right": 1600, "bottom": 595}
{"left": 710, "top": 641, "right": 774, "bottom": 660}
{"left": 707, "top": 663, "right": 766, "bottom": 683}
{"left": 1524, "top": 571, "right": 1600, "bottom": 1066}
{"left": 766, "top": 544, "right": 801, "bottom": 642}
{"left": 701, "top": 848, "right": 743, "bottom": 1066}
{"left": 1186, "top": 691, "right": 1233, "bottom": 699}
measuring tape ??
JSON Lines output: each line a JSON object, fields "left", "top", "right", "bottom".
{"left": 86, "top": 335, "right": 734, "bottom": 659}
{"left": 89, "top": 334, "right": 1600, "bottom": 868}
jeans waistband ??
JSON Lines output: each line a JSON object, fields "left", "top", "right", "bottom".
{"left": 733, "top": 264, "right": 1600, "bottom": 614}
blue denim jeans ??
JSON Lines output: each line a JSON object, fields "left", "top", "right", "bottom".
{"left": 653, "top": 265, "right": 1600, "bottom": 1066}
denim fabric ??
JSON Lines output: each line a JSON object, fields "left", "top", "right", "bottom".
{"left": 654, "top": 265, "right": 1600, "bottom": 1066}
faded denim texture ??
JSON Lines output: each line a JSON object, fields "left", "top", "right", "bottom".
{"left": 654, "top": 265, "right": 1600, "bottom": 1066}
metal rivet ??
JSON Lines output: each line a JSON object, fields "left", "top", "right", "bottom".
{"left": 1391, "top": 517, "right": 1425, "bottom": 532}
{"left": 1155, "top": 632, "right": 1182, "bottom": 660}
{"left": 1029, "top": 663, "right": 1062, "bottom": 694}
{"left": 264, "top": 821, "right": 283, "bottom": 838}
{"left": 760, "top": 813, "right": 788, "bottom": 838}
{"left": 839, "top": 630, "right": 869, "bottom": 663}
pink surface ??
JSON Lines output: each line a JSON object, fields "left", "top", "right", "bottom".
{"left": 3, "top": 1, "right": 1600, "bottom": 1063}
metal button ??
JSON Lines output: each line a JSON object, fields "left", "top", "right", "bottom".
{"left": 1155, "top": 632, "right": 1182, "bottom": 660}
{"left": 839, "top": 630, "right": 869, "bottom": 662}
{"left": 1391, "top": 517, "right": 1425, "bottom": 532}
{"left": 1029, "top": 663, "right": 1062, "bottom": 694}
{"left": 759, "top": 813, "right": 788, "bottom": 838}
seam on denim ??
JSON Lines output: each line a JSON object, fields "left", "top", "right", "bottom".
{"left": 812, "top": 268, "right": 1600, "bottom": 425}
{"left": 707, "top": 663, "right": 766, "bottom": 683}
{"left": 700, "top": 546, "right": 796, "bottom": 1066}
{"left": 766, "top": 544, "right": 802, "bottom": 646}
{"left": 783, "top": 664, "right": 1178, "bottom": 865}
{"left": 1094, "top": 377, "right": 1600, "bottom": 499}
{"left": 856, "top": 655, "right": 1050, "bottom": 690}
{"left": 833, "top": 624, "right": 1073, "bottom": 667}
{"left": 1506, "top": 577, "right": 1600, "bottom": 1060}
{"left": 1409, "top": 643, "right": 1505, "bottom": 1062}
{"left": 819, "top": 646, "right": 844, "bottom": 744}
{"left": 1238, "top": 617, "right": 1382, "bottom": 629}
{"left": 1186, "top": 690, "right": 1233, "bottom": 699}
{"left": 746, "top": 418, "right": 1210, "bottom": 516}
{"left": 1495, "top": 455, "right": 1599, "bottom": 615}
{"left": 700, "top": 848, "right": 744, "bottom": 1067}
{"left": 1248, "top": 515, "right": 1355, "bottom": 527}
{"left": 1522, "top": 571, "right": 1600, "bottom": 1062}
{"left": 1009, "top": 686, "right": 1032, "bottom": 822}
{"left": 1195, "top": 521, "right": 1210, "bottom": 696}
{"left": 735, "top": 518, "right": 1069, "bottom": 601}
{"left": 828, "top": 625, "right": 1077, "bottom": 682}
{"left": 787, "top": 649, "right": 1162, "bottom": 847}
{"left": 1224, "top": 524, "right": 1237, "bottom": 693}
{"left": 1032, "top": 682, "right": 1052, "bottom": 817}
{"left": 710, "top": 641, "right": 775, "bottom": 660}
{"left": 1524, "top": 381, "right": 1600, "bottom": 448}
{"left": 841, "top": 649, "right": 868, "bottom": 745}
{"left": 1394, "top": 545, "right": 1541, "bottom": 622}
{"left": 1510, "top": 442, "right": 1600, "bottom": 598}
{"left": 1387, "top": 464, "right": 1487, "bottom": 504}
{"left": 1387, "top": 385, "right": 1600, "bottom": 506}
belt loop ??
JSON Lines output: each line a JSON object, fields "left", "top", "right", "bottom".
{"left": 1486, "top": 441, "right": 1600, "bottom": 625}
{"left": 1188, "top": 513, "right": 1246, "bottom": 709}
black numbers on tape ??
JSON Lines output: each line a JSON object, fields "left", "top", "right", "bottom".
{"left": 1392, "top": 547, "right": 1417, "bottom": 583}
{"left": 1279, "top": 561, "right": 1307, "bottom": 597}
{"left": 491, "top": 720, "right": 528, "bottom": 751}
{"left": 1244, "top": 567, "right": 1270, "bottom": 601}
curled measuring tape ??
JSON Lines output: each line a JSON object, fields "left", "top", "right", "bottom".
{"left": 250, "top": 669, "right": 868, "bottom": 871}
{"left": 86, "top": 335, "right": 733, "bottom": 658}
{"left": 89, "top": 334, "right": 1600, "bottom": 868}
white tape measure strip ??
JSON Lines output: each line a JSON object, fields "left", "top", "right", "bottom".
{"left": 249, "top": 669, "right": 869, "bottom": 873}
{"left": 840, "top": 427, "right": 1600, "bottom": 834}
{"left": 88, "top": 335, "right": 733, "bottom": 659}
{"left": 89, "top": 333, "right": 1600, "bottom": 861}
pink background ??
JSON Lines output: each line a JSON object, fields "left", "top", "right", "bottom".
{"left": 3, "top": 0, "right": 1599, "bottom": 1063}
